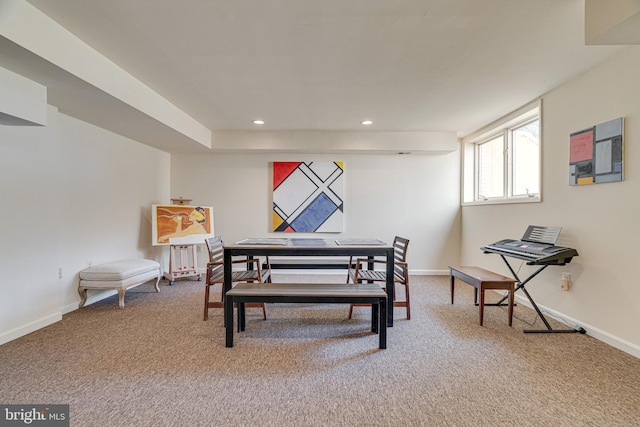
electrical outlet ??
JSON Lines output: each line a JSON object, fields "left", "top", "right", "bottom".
{"left": 58, "top": 267, "right": 63, "bottom": 279}
{"left": 561, "top": 272, "right": 571, "bottom": 291}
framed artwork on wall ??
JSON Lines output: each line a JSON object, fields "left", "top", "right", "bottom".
{"left": 151, "top": 204, "right": 215, "bottom": 245}
{"left": 272, "top": 161, "right": 344, "bottom": 232}
{"left": 569, "top": 117, "right": 623, "bottom": 185}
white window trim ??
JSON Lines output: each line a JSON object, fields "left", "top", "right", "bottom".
{"left": 461, "top": 99, "right": 542, "bottom": 206}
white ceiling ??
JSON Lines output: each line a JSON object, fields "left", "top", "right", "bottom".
{"left": 4, "top": 0, "right": 632, "bottom": 152}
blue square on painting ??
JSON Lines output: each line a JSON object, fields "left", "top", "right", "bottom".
{"left": 290, "top": 193, "right": 337, "bottom": 232}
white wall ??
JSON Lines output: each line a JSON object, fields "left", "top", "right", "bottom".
{"left": 461, "top": 46, "right": 640, "bottom": 356}
{"left": 0, "top": 102, "right": 170, "bottom": 344}
{"left": 170, "top": 152, "right": 461, "bottom": 273}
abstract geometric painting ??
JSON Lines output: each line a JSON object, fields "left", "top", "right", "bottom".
{"left": 570, "top": 117, "right": 624, "bottom": 185}
{"left": 272, "top": 161, "right": 344, "bottom": 232}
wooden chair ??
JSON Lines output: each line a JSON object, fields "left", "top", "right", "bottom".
{"left": 347, "top": 236, "right": 411, "bottom": 320}
{"left": 203, "top": 236, "right": 271, "bottom": 321}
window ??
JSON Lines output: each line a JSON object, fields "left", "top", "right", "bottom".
{"left": 478, "top": 134, "right": 504, "bottom": 199}
{"left": 462, "top": 101, "right": 541, "bottom": 205}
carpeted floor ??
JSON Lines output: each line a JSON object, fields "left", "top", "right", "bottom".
{"left": 1, "top": 274, "right": 639, "bottom": 427}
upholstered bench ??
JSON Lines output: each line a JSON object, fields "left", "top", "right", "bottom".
{"left": 78, "top": 259, "right": 161, "bottom": 309}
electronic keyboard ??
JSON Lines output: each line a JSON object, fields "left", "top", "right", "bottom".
{"left": 481, "top": 239, "right": 578, "bottom": 265}
{"left": 481, "top": 225, "right": 578, "bottom": 265}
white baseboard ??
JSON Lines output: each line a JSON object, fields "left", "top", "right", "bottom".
{"left": 60, "top": 289, "right": 120, "bottom": 315}
{"left": 199, "top": 267, "right": 449, "bottom": 276}
{"left": 272, "top": 269, "right": 347, "bottom": 275}
{"left": 512, "top": 293, "right": 640, "bottom": 359}
{"left": 410, "top": 269, "right": 450, "bottom": 276}
{"left": 0, "top": 312, "right": 62, "bottom": 345}
{"left": 271, "top": 269, "right": 449, "bottom": 276}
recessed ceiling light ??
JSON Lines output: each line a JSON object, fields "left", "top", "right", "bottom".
{"left": 361, "top": 120, "right": 373, "bottom": 125}
{"left": 253, "top": 120, "right": 265, "bottom": 125}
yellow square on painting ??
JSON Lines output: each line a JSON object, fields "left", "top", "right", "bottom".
{"left": 577, "top": 177, "right": 594, "bottom": 185}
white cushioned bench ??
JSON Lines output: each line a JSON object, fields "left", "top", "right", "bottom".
{"left": 78, "top": 259, "right": 161, "bottom": 309}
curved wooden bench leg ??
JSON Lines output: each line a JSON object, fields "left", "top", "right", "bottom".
{"left": 78, "top": 287, "right": 87, "bottom": 308}
{"left": 118, "top": 289, "right": 126, "bottom": 309}
{"left": 154, "top": 277, "right": 160, "bottom": 293}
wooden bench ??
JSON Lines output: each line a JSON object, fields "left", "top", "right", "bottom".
{"left": 224, "top": 283, "right": 387, "bottom": 349}
{"left": 449, "top": 266, "right": 516, "bottom": 326}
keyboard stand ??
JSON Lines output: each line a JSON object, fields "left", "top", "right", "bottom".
{"left": 494, "top": 254, "right": 586, "bottom": 334}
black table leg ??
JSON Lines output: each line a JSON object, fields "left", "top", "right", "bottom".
{"left": 379, "top": 297, "right": 387, "bottom": 349}
{"left": 385, "top": 247, "right": 394, "bottom": 327}
{"left": 225, "top": 293, "right": 234, "bottom": 347}
{"left": 371, "top": 300, "right": 378, "bottom": 333}
{"left": 238, "top": 302, "right": 246, "bottom": 332}
{"left": 223, "top": 249, "right": 233, "bottom": 328}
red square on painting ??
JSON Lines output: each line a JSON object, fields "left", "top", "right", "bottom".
{"left": 570, "top": 129, "right": 593, "bottom": 163}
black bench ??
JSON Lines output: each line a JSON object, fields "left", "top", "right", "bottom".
{"left": 224, "top": 283, "right": 388, "bottom": 349}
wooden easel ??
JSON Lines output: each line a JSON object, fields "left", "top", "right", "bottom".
{"left": 165, "top": 244, "right": 201, "bottom": 285}
{"left": 170, "top": 197, "right": 192, "bottom": 205}
{"left": 164, "top": 196, "right": 201, "bottom": 285}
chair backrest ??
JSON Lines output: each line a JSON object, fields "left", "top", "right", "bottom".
{"left": 392, "top": 236, "right": 410, "bottom": 282}
{"left": 205, "top": 235, "right": 224, "bottom": 264}
{"left": 204, "top": 236, "right": 225, "bottom": 284}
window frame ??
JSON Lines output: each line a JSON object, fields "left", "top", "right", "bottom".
{"left": 462, "top": 100, "right": 542, "bottom": 206}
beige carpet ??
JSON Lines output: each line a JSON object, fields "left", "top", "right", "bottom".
{"left": 1, "top": 274, "right": 639, "bottom": 427}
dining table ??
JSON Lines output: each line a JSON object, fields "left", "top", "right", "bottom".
{"left": 223, "top": 238, "right": 396, "bottom": 327}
